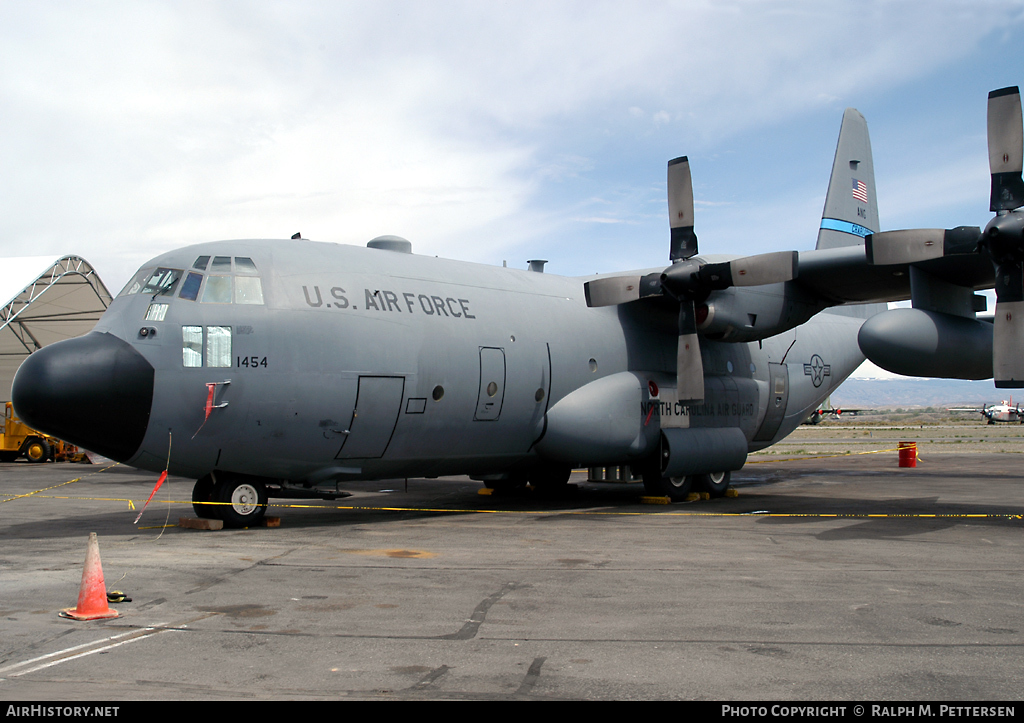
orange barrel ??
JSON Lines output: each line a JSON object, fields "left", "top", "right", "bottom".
{"left": 898, "top": 441, "right": 917, "bottom": 468}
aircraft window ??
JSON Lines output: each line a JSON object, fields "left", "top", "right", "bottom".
{"left": 202, "top": 276, "right": 232, "bottom": 304}
{"left": 211, "top": 256, "right": 232, "bottom": 272}
{"left": 206, "top": 326, "right": 232, "bottom": 368}
{"left": 234, "top": 257, "right": 258, "bottom": 274}
{"left": 234, "top": 276, "right": 264, "bottom": 305}
{"left": 182, "top": 326, "right": 203, "bottom": 367}
{"left": 179, "top": 272, "right": 203, "bottom": 301}
{"left": 141, "top": 268, "right": 182, "bottom": 297}
{"left": 193, "top": 256, "right": 210, "bottom": 271}
{"left": 145, "top": 303, "right": 168, "bottom": 322}
{"left": 118, "top": 268, "right": 153, "bottom": 297}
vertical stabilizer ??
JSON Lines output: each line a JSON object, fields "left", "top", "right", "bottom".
{"left": 816, "top": 108, "right": 879, "bottom": 250}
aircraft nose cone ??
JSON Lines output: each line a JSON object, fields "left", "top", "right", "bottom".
{"left": 12, "top": 332, "right": 154, "bottom": 461}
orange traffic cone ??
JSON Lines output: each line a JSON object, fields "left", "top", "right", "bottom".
{"left": 59, "top": 533, "right": 119, "bottom": 620}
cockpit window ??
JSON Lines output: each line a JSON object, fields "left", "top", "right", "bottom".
{"left": 118, "top": 267, "right": 154, "bottom": 297}
{"left": 140, "top": 268, "right": 182, "bottom": 297}
{"left": 193, "top": 256, "right": 210, "bottom": 271}
{"left": 178, "top": 272, "right": 203, "bottom": 301}
{"left": 145, "top": 303, "right": 169, "bottom": 321}
{"left": 234, "top": 276, "right": 264, "bottom": 304}
{"left": 202, "top": 276, "right": 232, "bottom": 304}
{"left": 211, "top": 256, "right": 232, "bottom": 272}
{"left": 234, "top": 257, "right": 258, "bottom": 274}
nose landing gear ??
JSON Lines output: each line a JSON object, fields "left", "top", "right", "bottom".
{"left": 192, "top": 472, "right": 268, "bottom": 528}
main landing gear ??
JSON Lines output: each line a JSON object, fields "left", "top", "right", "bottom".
{"left": 192, "top": 472, "right": 268, "bottom": 528}
{"left": 638, "top": 456, "right": 732, "bottom": 502}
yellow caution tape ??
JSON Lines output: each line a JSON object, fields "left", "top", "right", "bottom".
{"left": 9, "top": 460, "right": 1021, "bottom": 521}
{"left": 18, "top": 494, "right": 1022, "bottom": 520}
{"left": 0, "top": 462, "right": 120, "bottom": 505}
{"left": 748, "top": 446, "right": 906, "bottom": 463}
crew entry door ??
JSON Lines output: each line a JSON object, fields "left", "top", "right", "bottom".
{"left": 335, "top": 376, "right": 405, "bottom": 459}
{"left": 474, "top": 347, "right": 506, "bottom": 421}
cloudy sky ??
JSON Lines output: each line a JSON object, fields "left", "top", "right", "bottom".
{"left": 3, "top": 1, "right": 1023, "bottom": 377}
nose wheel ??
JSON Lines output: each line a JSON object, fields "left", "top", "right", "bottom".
{"left": 192, "top": 474, "right": 217, "bottom": 519}
{"left": 192, "top": 473, "right": 268, "bottom": 527}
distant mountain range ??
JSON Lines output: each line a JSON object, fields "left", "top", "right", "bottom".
{"left": 829, "top": 378, "right": 1008, "bottom": 409}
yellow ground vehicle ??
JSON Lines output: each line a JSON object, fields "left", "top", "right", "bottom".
{"left": 0, "top": 402, "right": 68, "bottom": 463}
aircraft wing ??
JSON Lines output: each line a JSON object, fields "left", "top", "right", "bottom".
{"left": 794, "top": 245, "right": 995, "bottom": 305}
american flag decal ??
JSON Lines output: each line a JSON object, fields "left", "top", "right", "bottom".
{"left": 852, "top": 179, "right": 868, "bottom": 204}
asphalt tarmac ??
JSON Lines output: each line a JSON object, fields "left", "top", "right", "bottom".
{"left": 1, "top": 448, "right": 1022, "bottom": 701}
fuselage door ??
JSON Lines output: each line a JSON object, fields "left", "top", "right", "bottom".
{"left": 753, "top": 363, "right": 789, "bottom": 442}
{"left": 474, "top": 347, "right": 506, "bottom": 421}
{"left": 335, "top": 375, "right": 405, "bottom": 459}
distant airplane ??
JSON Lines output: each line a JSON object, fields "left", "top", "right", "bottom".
{"left": 803, "top": 400, "right": 865, "bottom": 425}
{"left": 10, "top": 86, "right": 1022, "bottom": 526}
{"left": 948, "top": 401, "right": 1024, "bottom": 424}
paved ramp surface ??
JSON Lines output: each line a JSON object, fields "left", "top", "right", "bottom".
{"left": 1, "top": 454, "right": 1021, "bottom": 700}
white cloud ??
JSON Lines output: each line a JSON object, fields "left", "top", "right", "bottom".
{"left": 0, "top": 1, "right": 1021, "bottom": 289}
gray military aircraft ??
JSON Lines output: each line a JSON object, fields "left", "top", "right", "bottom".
{"left": 803, "top": 399, "right": 865, "bottom": 425}
{"left": 11, "top": 87, "right": 1021, "bottom": 526}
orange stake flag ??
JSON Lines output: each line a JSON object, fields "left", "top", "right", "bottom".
{"left": 133, "top": 470, "right": 168, "bottom": 524}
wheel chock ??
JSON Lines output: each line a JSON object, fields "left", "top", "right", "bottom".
{"left": 178, "top": 517, "right": 225, "bottom": 530}
{"left": 59, "top": 533, "right": 120, "bottom": 621}
{"left": 178, "top": 516, "right": 279, "bottom": 530}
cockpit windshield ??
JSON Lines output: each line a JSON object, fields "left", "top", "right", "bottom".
{"left": 140, "top": 268, "right": 183, "bottom": 297}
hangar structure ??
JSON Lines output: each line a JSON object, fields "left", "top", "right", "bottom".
{"left": 0, "top": 256, "right": 112, "bottom": 401}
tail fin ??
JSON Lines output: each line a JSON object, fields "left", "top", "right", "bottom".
{"left": 816, "top": 108, "right": 879, "bottom": 250}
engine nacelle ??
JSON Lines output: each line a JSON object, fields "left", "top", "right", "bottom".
{"left": 698, "top": 284, "right": 825, "bottom": 343}
{"left": 535, "top": 371, "right": 660, "bottom": 466}
{"left": 858, "top": 308, "right": 993, "bottom": 379}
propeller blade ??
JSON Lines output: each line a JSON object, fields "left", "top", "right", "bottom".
{"left": 988, "top": 86, "right": 1024, "bottom": 212}
{"left": 668, "top": 156, "right": 697, "bottom": 261}
{"left": 994, "top": 261, "right": 1024, "bottom": 387}
{"left": 865, "top": 227, "right": 981, "bottom": 265}
{"left": 676, "top": 300, "right": 704, "bottom": 401}
{"left": 993, "top": 300, "right": 1024, "bottom": 387}
{"left": 583, "top": 273, "right": 662, "bottom": 307}
{"left": 584, "top": 275, "right": 642, "bottom": 307}
{"left": 677, "top": 333, "right": 704, "bottom": 401}
{"left": 699, "top": 250, "right": 799, "bottom": 289}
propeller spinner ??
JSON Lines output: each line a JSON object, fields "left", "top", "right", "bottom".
{"left": 866, "top": 86, "right": 1024, "bottom": 387}
{"left": 584, "top": 156, "right": 797, "bottom": 401}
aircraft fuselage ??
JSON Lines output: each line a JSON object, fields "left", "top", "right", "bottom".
{"left": 13, "top": 238, "right": 868, "bottom": 487}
